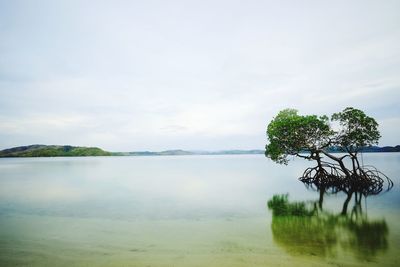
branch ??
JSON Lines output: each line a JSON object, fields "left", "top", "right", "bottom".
{"left": 295, "top": 153, "right": 313, "bottom": 160}
{"left": 321, "top": 150, "right": 351, "bottom": 178}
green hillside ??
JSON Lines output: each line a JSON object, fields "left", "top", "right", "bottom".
{"left": 0, "top": 145, "right": 112, "bottom": 157}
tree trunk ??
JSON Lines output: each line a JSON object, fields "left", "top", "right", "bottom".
{"left": 319, "top": 187, "right": 325, "bottom": 210}
{"left": 341, "top": 191, "right": 353, "bottom": 215}
{"left": 321, "top": 151, "right": 351, "bottom": 178}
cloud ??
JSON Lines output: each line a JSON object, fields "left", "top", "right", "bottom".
{"left": 0, "top": 0, "right": 399, "bottom": 150}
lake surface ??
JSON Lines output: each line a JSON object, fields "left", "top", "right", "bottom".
{"left": 0, "top": 154, "right": 399, "bottom": 266}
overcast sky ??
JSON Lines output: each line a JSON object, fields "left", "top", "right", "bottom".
{"left": 0, "top": 0, "right": 399, "bottom": 151}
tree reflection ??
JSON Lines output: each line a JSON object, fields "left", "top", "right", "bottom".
{"left": 342, "top": 203, "right": 388, "bottom": 261}
{"left": 267, "top": 194, "right": 388, "bottom": 260}
{"left": 299, "top": 162, "right": 393, "bottom": 215}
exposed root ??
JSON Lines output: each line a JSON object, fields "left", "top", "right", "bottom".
{"left": 299, "top": 163, "right": 393, "bottom": 196}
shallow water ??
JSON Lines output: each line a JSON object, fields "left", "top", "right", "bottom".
{"left": 0, "top": 154, "right": 399, "bottom": 266}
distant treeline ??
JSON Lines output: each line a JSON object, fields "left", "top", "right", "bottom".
{"left": 0, "top": 145, "right": 112, "bottom": 157}
{"left": 0, "top": 145, "right": 264, "bottom": 157}
{"left": 326, "top": 145, "right": 400, "bottom": 153}
{"left": 114, "top": 149, "right": 265, "bottom": 156}
{"left": 0, "top": 145, "right": 399, "bottom": 158}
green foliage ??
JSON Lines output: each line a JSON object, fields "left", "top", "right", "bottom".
{"left": 265, "top": 107, "right": 381, "bottom": 164}
{"left": 268, "top": 194, "right": 389, "bottom": 260}
{"left": 271, "top": 215, "right": 338, "bottom": 257}
{"left": 265, "top": 109, "right": 331, "bottom": 164}
{"left": 267, "top": 194, "right": 315, "bottom": 216}
{"left": 332, "top": 107, "right": 380, "bottom": 152}
{"left": 0, "top": 145, "right": 112, "bottom": 157}
{"left": 343, "top": 218, "right": 388, "bottom": 260}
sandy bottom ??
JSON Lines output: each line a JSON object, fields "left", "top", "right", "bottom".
{"left": 0, "top": 213, "right": 399, "bottom": 267}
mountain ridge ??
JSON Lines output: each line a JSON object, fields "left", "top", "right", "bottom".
{"left": 0, "top": 144, "right": 399, "bottom": 157}
{"left": 0, "top": 144, "right": 112, "bottom": 157}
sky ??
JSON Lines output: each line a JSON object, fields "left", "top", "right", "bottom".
{"left": 0, "top": 0, "right": 399, "bottom": 151}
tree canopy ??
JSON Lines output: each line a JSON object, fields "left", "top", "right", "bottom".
{"left": 331, "top": 107, "right": 380, "bottom": 153}
{"left": 265, "top": 108, "right": 331, "bottom": 164}
{"left": 265, "top": 107, "right": 380, "bottom": 164}
{"left": 265, "top": 107, "right": 392, "bottom": 198}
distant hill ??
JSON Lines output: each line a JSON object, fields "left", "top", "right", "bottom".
{"left": 0, "top": 145, "right": 112, "bottom": 157}
{"left": 116, "top": 149, "right": 265, "bottom": 156}
{"left": 326, "top": 145, "right": 400, "bottom": 153}
{"left": 360, "top": 145, "right": 400, "bottom": 152}
{"left": 1, "top": 145, "right": 399, "bottom": 158}
{"left": 125, "top": 147, "right": 400, "bottom": 156}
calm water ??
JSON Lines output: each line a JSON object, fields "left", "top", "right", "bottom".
{"left": 0, "top": 154, "right": 399, "bottom": 266}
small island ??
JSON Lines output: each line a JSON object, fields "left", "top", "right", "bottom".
{"left": 0, "top": 145, "right": 112, "bottom": 157}
{"left": 1, "top": 144, "right": 399, "bottom": 158}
